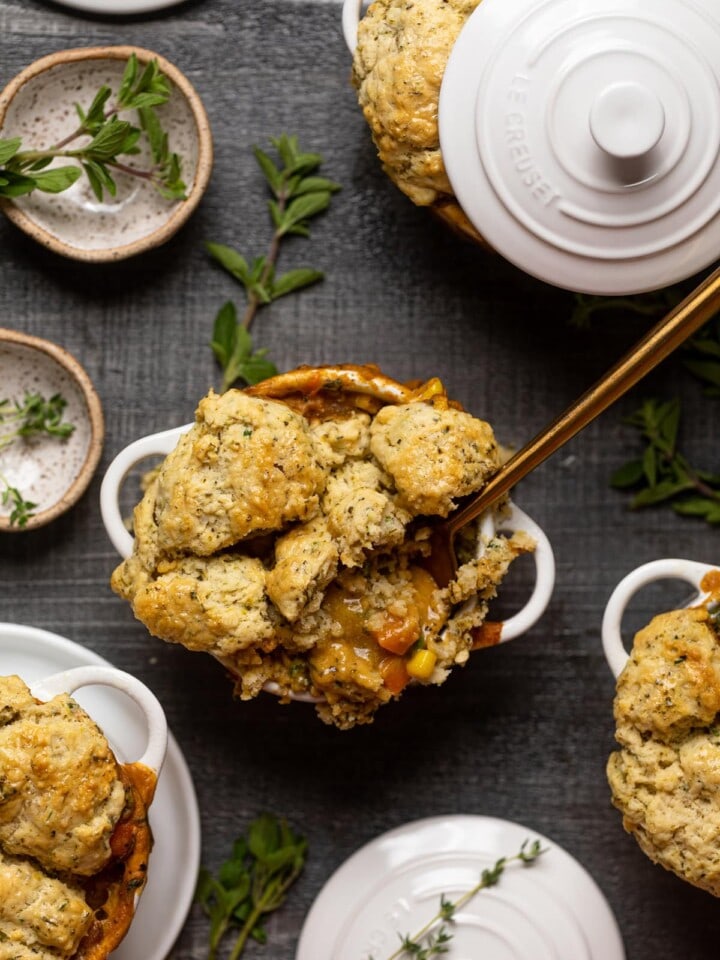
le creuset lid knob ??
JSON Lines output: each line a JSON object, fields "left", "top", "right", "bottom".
{"left": 439, "top": 0, "right": 720, "bottom": 295}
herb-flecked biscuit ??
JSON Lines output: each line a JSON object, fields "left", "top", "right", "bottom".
{"left": 352, "top": 0, "right": 480, "bottom": 214}
{"left": 607, "top": 605, "right": 720, "bottom": 896}
{"left": 0, "top": 850, "right": 93, "bottom": 959}
{"left": 0, "top": 675, "right": 125, "bottom": 876}
{"left": 152, "top": 390, "right": 327, "bottom": 557}
{"left": 0, "top": 673, "right": 157, "bottom": 960}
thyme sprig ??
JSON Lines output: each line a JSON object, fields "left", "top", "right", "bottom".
{"left": 369, "top": 839, "right": 547, "bottom": 960}
{"left": 0, "top": 54, "right": 186, "bottom": 201}
{"left": 611, "top": 397, "right": 720, "bottom": 524}
{"left": 207, "top": 133, "right": 340, "bottom": 391}
{"left": 0, "top": 392, "right": 75, "bottom": 528}
{"left": 0, "top": 478, "right": 35, "bottom": 528}
{"left": 195, "top": 812, "right": 307, "bottom": 960}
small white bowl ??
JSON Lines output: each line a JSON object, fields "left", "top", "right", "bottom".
{"left": 0, "top": 328, "right": 104, "bottom": 531}
{"left": 0, "top": 46, "right": 213, "bottom": 261}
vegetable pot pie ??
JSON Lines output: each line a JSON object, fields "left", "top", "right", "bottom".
{"left": 607, "top": 577, "right": 720, "bottom": 896}
{"left": 352, "top": 0, "right": 487, "bottom": 244}
{"left": 0, "top": 675, "right": 155, "bottom": 959}
{"left": 111, "top": 364, "right": 535, "bottom": 729}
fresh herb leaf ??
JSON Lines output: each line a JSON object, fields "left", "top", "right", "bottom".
{"left": 683, "top": 316, "right": 720, "bottom": 396}
{"left": 0, "top": 53, "right": 186, "bottom": 201}
{"left": 0, "top": 392, "right": 75, "bottom": 528}
{"left": 569, "top": 287, "right": 686, "bottom": 329}
{"left": 272, "top": 267, "right": 324, "bottom": 298}
{"left": 0, "top": 479, "right": 36, "bottom": 528}
{"left": 207, "top": 245, "right": 252, "bottom": 287}
{"left": 210, "top": 301, "right": 279, "bottom": 391}
{"left": 30, "top": 166, "right": 83, "bottom": 194}
{"left": 195, "top": 812, "right": 307, "bottom": 960}
{"left": 612, "top": 397, "right": 720, "bottom": 523}
{"left": 0, "top": 169, "right": 42, "bottom": 197}
{"left": 373, "top": 840, "right": 546, "bottom": 960}
{"left": 206, "top": 135, "right": 340, "bottom": 389}
{"left": 0, "top": 137, "right": 22, "bottom": 165}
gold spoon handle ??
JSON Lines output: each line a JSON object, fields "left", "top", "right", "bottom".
{"left": 448, "top": 265, "right": 720, "bottom": 535}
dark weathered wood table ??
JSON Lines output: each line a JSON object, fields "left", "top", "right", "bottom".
{"left": 1, "top": 0, "right": 719, "bottom": 956}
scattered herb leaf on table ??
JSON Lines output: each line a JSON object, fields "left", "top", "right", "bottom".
{"left": 207, "top": 133, "right": 340, "bottom": 391}
{"left": 611, "top": 397, "right": 720, "bottom": 524}
{"left": 195, "top": 812, "right": 307, "bottom": 960}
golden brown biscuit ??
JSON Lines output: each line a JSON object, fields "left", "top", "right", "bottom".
{"left": 608, "top": 605, "right": 720, "bottom": 896}
{"left": 352, "top": 0, "right": 481, "bottom": 208}
{"left": 0, "top": 676, "right": 156, "bottom": 960}
{"left": 153, "top": 390, "right": 327, "bottom": 557}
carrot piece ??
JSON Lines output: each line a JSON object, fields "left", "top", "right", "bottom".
{"left": 380, "top": 656, "right": 410, "bottom": 694}
{"left": 371, "top": 614, "right": 419, "bottom": 655}
{"left": 471, "top": 621, "right": 503, "bottom": 649}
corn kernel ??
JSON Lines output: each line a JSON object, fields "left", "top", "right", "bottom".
{"left": 406, "top": 648, "right": 437, "bottom": 681}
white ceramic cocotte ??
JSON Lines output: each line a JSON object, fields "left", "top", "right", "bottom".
{"left": 31, "top": 663, "right": 167, "bottom": 776}
{"left": 344, "top": 0, "right": 720, "bottom": 295}
{"left": 602, "top": 558, "right": 720, "bottom": 677}
{"left": 101, "top": 423, "right": 556, "bottom": 702}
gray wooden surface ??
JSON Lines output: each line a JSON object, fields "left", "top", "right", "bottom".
{"left": 1, "top": 1, "right": 719, "bottom": 957}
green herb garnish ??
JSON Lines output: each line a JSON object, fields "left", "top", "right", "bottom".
{"left": 369, "top": 839, "right": 546, "bottom": 960}
{"left": 0, "top": 391, "right": 75, "bottom": 528}
{"left": 207, "top": 134, "right": 340, "bottom": 391}
{"left": 611, "top": 397, "right": 720, "bottom": 523}
{"left": 0, "top": 53, "right": 185, "bottom": 201}
{"left": 683, "top": 315, "right": 720, "bottom": 397}
{"left": 0, "top": 480, "right": 36, "bottom": 528}
{"left": 569, "top": 287, "right": 686, "bottom": 328}
{"left": 209, "top": 301, "right": 278, "bottom": 391}
{"left": 195, "top": 812, "right": 307, "bottom": 960}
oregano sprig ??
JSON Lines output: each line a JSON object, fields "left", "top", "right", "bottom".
{"left": 210, "top": 301, "right": 278, "bottom": 391}
{"left": 195, "top": 812, "right": 307, "bottom": 960}
{"left": 611, "top": 397, "right": 720, "bottom": 523}
{"left": 0, "top": 53, "right": 186, "bottom": 202}
{"left": 207, "top": 133, "right": 340, "bottom": 391}
{"left": 368, "top": 839, "right": 546, "bottom": 960}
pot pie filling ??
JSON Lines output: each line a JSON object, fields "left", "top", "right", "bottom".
{"left": 0, "top": 675, "right": 155, "bottom": 960}
{"left": 112, "top": 364, "right": 535, "bottom": 729}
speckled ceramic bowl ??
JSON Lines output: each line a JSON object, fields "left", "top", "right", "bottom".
{"left": 0, "top": 46, "right": 213, "bottom": 261}
{"left": 0, "top": 329, "right": 104, "bottom": 531}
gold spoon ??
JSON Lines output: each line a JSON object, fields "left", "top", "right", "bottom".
{"left": 427, "top": 265, "right": 720, "bottom": 588}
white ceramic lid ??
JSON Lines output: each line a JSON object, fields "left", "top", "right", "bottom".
{"left": 439, "top": 0, "right": 720, "bottom": 294}
{"left": 296, "top": 815, "right": 625, "bottom": 960}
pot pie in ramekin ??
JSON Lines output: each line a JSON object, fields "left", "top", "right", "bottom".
{"left": 0, "top": 674, "right": 155, "bottom": 959}
{"left": 351, "top": 0, "right": 487, "bottom": 244}
{"left": 608, "top": 575, "right": 720, "bottom": 896}
{"left": 110, "top": 364, "right": 536, "bottom": 729}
